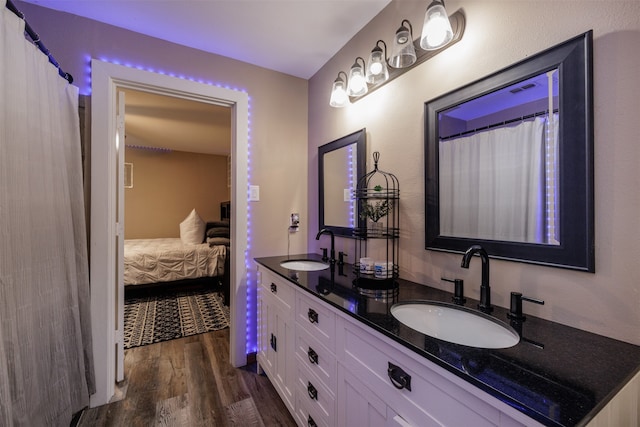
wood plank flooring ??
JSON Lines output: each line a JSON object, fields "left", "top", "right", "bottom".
{"left": 79, "top": 329, "right": 296, "bottom": 426}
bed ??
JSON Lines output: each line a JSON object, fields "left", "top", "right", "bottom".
{"left": 123, "top": 237, "right": 226, "bottom": 286}
{"left": 124, "top": 211, "right": 231, "bottom": 305}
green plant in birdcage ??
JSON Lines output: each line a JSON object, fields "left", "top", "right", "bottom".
{"left": 360, "top": 199, "right": 392, "bottom": 223}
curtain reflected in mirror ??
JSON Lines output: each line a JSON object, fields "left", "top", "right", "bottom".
{"left": 319, "top": 129, "right": 366, "bottom": 237}
{"left": 438, "top": 70, "right": 560, "bottom": 245}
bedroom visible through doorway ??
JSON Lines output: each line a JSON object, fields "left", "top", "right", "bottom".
{"left": 119, "top": 87, "right": 233, "bottom": 353}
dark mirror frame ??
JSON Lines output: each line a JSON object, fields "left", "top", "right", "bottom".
{"left": 425, "top": 31, "right": 594, "bottom": 272}
{"left": 319, "top": 128, "right": 366, "bottom": 237}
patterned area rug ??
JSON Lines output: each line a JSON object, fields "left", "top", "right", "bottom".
{"left": 124, "top": 289, "right": 230, "bottom": 349}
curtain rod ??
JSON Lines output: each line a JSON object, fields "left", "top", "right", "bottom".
{"left": 440, "top": 109, "right": 558, "bottom": 141}
{"left": 5, "top": 0, "right": 73, "bottom": 83}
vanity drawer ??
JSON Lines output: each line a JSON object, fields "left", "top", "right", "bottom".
{"left": 295, "top": 323, "right": 337, "bottom": 391}
{"left": 295, "top": 389, "right": 330, "bottom": 427}
{"left": 259, "top": 268, "right": 295, "bottom": 310}
{"left": 340, "top": 321, "right": 513, "bottom": 427}
{"left": 296, "top": 291, "right": 336, "bottom": 351}
{"left": 295, "top": 362, "right": 335, "bottom": 427}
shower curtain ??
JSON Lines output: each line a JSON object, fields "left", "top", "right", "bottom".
{"left": 439, "top": 117, "right": 555, "bottom": 244}
{"left": 0, "top": 2, "right": 95, "bottom": 426}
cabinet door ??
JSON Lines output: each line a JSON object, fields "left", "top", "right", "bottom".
{"left": 337, "top": 363, "right": 389, "bottom": 427}
{"left": 257, "top": 275, "right": 295, "bottom": 413}
{"left": 273, "top": 302, "right": 295, "bottom": 411}
{"left": 257, "top": 286, "right": 275, "bottom": 376}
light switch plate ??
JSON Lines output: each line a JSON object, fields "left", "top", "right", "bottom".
{"left": 249, "top": 185, "right": 260, "bottom": 201}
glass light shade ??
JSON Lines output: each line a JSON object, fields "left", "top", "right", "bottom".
{"left": 366, "top": 45, "right": 389, "bottom": 85}
{"left": 329, "top": 77, "right": 349, "bottom": 108}
{"left": 389, "top": 22, "right": 417, "bottom": 68}
{"left": 347, "top": 60, "right": 368, "bottom": 97}
{"left": 420, "top": 1, "right": 453, "bottom": 50}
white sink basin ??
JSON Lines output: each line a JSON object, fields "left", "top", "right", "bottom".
{"left": 279, "top": 259, "right": 330, "bottom": 272}
{"left": 390, "top": 301, "right": 520, "bottom": 349}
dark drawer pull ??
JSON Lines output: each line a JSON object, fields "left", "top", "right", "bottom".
{"left": 308, "top": 308, "right": 319, "bottom": 324}
{"left": 307, "top": 381, "right": 318, "bottom": 400}
{"left": 307, "top": 415, "right": 317, "bottom": 427}
{"left": 270, "top": 333, "right": 277, "bottom": 352}
{"left": 388, "top": 362, "right": 412, "bottom": 391}
{"left": 307, "top": 347, "right": 319, "bottom": 365}
{"left": 270, "top": 283, "right": 277, "bottom": 293}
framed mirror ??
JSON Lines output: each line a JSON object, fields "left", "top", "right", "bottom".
{"left": 425, "top": 31, "right": 594, "bottom": 271}
{"left": 319, "top": 128, "right": 366, "bottom": 237}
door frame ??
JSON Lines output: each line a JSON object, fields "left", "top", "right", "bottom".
{"left": 89, "top": 59, "right": 249, "bottom": 406}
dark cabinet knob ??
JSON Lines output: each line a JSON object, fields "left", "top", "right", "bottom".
{"left": 270, "top": 333, "right": 277, "bottom": 352}
{"left": 270, "top": 283, "right": 277, "bottom": 293}
{"left": 307, "top": 347, "right": 319, "bottom": 365}
{"left": 308, "top": 308, "right": 319, "bottom": 324}
{"left": 307, "top": 382, "right": 318, "bottom": 400}
{"left": 387, "top": 362, "right": 412, "bottom": 391}
{"left": 307, "top": 415, "right": 317, "bottom": 427}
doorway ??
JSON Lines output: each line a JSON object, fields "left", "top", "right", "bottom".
{"left": 120, "top": 87, "right": 232, "bottom": 374}
{"left": 90, "top": 60, "right": 249, "bottom": 407}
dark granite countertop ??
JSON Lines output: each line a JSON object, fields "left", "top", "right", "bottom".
{"left": 255, "top": 254, "right": 640, "bottom": 427}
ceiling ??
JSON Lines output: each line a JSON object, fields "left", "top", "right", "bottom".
{"left": 21, "top": 0, "right": 391, "bottom": 80}
{"left": 21, "top": 0, "right": 391, "bottom": 155}
{"left": 122, "top": 88, "right": 232, "bottom": 156}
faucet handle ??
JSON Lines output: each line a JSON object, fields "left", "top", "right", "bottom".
{"left": 338, "top": 252, "right": 347, "bottom": 265}
{"left": 320, "top": 248, "right": 328, "bottom": 261}
{"left": 442, "top": 277, "right": 466, "bottom": 305}
{"left": 508, "top": 292, "right": 544, "bottom": 321}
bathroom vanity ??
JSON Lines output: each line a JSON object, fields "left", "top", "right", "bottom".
{"left": 255, "top": 254, "right": 640, "bottom": 427}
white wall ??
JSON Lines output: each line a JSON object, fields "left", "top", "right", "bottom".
{"left": 308, "top": 0, "right": 640, "bottom": 346}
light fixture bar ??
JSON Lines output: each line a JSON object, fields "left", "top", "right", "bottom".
{"left": 349, "top": 10, "right": 465, "bottom": 103}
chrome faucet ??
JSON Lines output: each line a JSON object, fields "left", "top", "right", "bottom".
{"left": 461, "top": 245, "right": 493, "bottom": 313}
{"left": 315, "top": 228, "right": 335, "bottom": 264}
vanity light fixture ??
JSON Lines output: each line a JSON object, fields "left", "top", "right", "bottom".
{"left": 328, "top": 5, "right": 465, "bottom": 108}
{"left": 389, "top": 19, "right": 417, "bottom": 68}
{"left": 366, "top": 40, "right": 390, "bottom": 85}
{"left": 420, "top": 0, "right": 454, "bottom": 50}
{"left": 329, "top": 71, "right": 350, "bottom": 108}
{"left": 347, "top": 57, "right": 368, "bottom": 97}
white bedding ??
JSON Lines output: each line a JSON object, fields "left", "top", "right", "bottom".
{"left": 124, "top": 238, "right": 226, "bottom": 286}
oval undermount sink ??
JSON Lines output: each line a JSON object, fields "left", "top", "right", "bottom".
{"left": 390, "top": 301, "right": 520, "bottom": 349}
{"left": 279, "top": 259, "right": 330, "bottom": 271}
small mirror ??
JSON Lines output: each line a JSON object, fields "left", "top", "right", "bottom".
{"left": 425, "top": 32, "right": 594, "bottom": 271}
{"left": 319, "top": 129, "right": 366, "bottom": 237}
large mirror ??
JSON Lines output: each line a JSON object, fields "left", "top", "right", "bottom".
{"left": 319, "top": 129, "right": 366, "bottom": 237}
{"left": 425, "top": 32, "right": 594, "bottom": 271}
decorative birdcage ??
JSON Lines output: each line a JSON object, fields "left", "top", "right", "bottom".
{"left": 353, "top": 152, "right": 399, "bottom": 292}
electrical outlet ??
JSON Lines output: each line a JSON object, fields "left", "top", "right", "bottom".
{"left": 289, "top": 213, "right": 300, "bottom": 231}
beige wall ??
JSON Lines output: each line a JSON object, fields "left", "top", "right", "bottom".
{"left": 16, "top": 1, "right": 309, "bottom": 257}
{"left": 124, "top": 148, "right": 228, "bottom": 239}
{"left": 309, "top": 1, "right": 640, "bottom": 346}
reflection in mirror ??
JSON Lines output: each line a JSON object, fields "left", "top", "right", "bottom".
{"left": 324, "top": 147, "right": 357, "bottom": 227}
{"left": 319, "top": 129, "right": 366, "bottom": 237}
{"left": 439, "top": 70, "right": 559, "bottom": 245}
{"left": 425, "top": 32, "right": 594, "bottom": 271}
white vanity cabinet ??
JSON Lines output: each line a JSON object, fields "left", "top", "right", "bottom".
{"left": 336, "top": 316, "right": 543, "bottom": 427}
{"left": 292, "top": 291, "right": 339, "bottom": 427}
{"left": 256, "top": 264, "right": 544, "bottom": 427}
{"left": 256, "top": 267, "right": 296, "bottom": 413}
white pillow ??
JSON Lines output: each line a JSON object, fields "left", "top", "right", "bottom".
{"left": 179, "top": 209, "right": 205, "bottom": 245}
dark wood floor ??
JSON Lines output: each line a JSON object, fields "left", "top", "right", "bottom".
{"left": 79, "top": 329, "right": 297, "bottom": 426}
